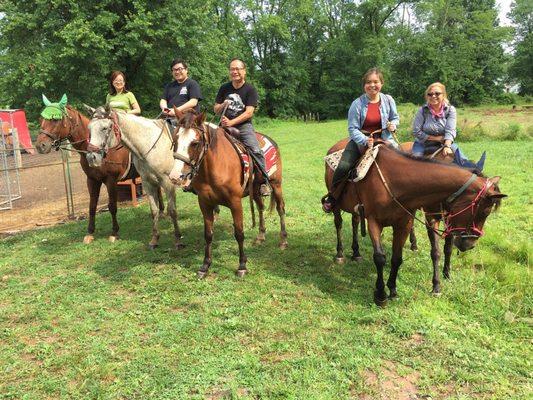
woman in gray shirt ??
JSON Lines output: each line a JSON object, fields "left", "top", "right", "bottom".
{"left": 412, "top": 82, "right": 470, "bottom": 166}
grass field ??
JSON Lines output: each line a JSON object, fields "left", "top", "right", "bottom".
{"left": 1, "top": 118, "right": 531, "bottom": 399}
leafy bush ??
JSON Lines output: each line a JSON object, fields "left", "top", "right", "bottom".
{"left": 500, "top": 123, "right": 527, "bottom": 140}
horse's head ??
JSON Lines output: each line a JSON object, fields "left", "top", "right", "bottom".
{"left": 36, "top": 94, "right": 71, "bottom": 153}
{"left": 169, "top": 109, "right": 207, "bottom": 187}
{"left": 445, "top": 176, "right": 507, "bottom": 252}
{"left": 85, "top": 105, "right": 119, "bottom": 168}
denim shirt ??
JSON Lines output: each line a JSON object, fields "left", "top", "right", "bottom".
{"left": 412, "top": 103, "right": 457, "bottom": 143}
{"left": 347, "top": 93, "right": 400, "bottom": 146}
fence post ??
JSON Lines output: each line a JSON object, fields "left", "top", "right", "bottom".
{"left": 60, "top": 148, "right": 75, "bottom": 219}
{"left": 11, "top": 128, "right": 22, "bottom": 169}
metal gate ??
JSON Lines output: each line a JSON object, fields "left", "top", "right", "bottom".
{"left": 0, "top": 111, "right": 22, "bottom": 210}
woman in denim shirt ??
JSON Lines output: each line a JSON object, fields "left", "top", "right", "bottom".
{"left": 412, "top": 82, "right": 469, "bottom": 164}
{"left": 322, "top": 68, "right": 400, "bottom": 213}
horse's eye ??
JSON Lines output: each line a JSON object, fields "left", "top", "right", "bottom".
{"left": 190, "top": 140, "right": 200, "bottom": 147}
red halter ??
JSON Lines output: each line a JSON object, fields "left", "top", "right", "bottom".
{"left": 443, "top": 180, "right": 491, "bottom": 238}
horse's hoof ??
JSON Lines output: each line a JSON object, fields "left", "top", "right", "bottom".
{"left": 410, "top": 244, "right": 418, "bottom": 251}
{"left": 175, "top": 243, "right": 186, "bottom": 250}
{"left": 148, "top": 244, "right": 158, "bottom": 250}
{"left": 351, "top": 255, "right": 363, "bottom": 262}
{"left": 83, "top": 235, "right": 94, "bottom": 244}
{"left": 197, "top": 270, "right": 208, "bottom": 279}
{"left": 431, "top": 290, "right": 442, "bottom": 297}
{"left": 388, "top": 292, "right": 399, "bottom": 300}
{"left": 108, "top": 235, "right": 118, "bottom": 243}
{"left": 374, "top": 291, "right": 388, "bottom": 307}
{"left": 334, "top": 257, "right": 346, "bottom": 265}
{"left": 236, "top": 269, "right": 247, "bottom": 278}
{"left": 443, "top": 272, "right": 450, "bottom": 280}
{"left": 253, "top": 237, "right": 265, "bottom": 245}
{"left": 279, "top": 242, "right": 288, "bottom": 250}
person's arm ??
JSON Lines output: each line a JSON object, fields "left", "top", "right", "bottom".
{"left": 214, "top": 101, "right": 230, "bottom": 115}
{"left": 348, "top": 100, "right": 368, "bottom": 146}
{"left": 174, "top": 98, "right": 198, "bottom": 114}
{"left": 412, "top": 107, "right": 429, "bottom": 142}
{"left": 443, "top": 105, "right": 457, "bottom": 146}
{"left": 386, "top": 95, "right": 400, "bottom": 131}
{"left": 127, "top": 92, "right": 141, "bottom": 115}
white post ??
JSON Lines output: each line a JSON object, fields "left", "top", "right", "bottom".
{"left": 11, "top": 127, "right": 22, "bottom": 168}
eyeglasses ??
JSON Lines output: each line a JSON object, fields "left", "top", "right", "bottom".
{"left": 427, "top": 92, "right": 442, "bottom": 97}
{"left": 229, "top": 67, "right": 245, "bottom": 72}
{"left": 113, "top": 79, "right": 124, "bottom": 84}
{"left": 172, "top": 67, "right": 186, "bottom": 72}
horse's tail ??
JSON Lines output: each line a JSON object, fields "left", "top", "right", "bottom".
{"left": 268, "top": 191, "right": 276, "bottom": 213}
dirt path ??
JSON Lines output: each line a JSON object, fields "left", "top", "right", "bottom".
{"left": 1, "top": 151, "right": 138, "bottom": 235}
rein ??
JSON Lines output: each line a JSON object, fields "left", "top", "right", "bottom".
{"left": 371, "top": 150, "right": 486, "bottom": 238}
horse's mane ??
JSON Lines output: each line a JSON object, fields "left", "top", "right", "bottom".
{"left": 388, "top": 146, "right": 483, "bottom": 176}
{"left": 387, "top": 145, "right": 502, "bottom": 209}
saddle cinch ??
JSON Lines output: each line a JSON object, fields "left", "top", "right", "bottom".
{"left": 223, "top": 127, "right": 279, "bottom": 190}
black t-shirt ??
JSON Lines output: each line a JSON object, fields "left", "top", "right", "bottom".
{"left": 162, "top": 78, "right": 203, "bottom": 112}
{"left": 215, "top": 82, "right": 258, "bottom": 124}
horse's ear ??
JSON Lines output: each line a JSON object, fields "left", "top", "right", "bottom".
{"left": 173, "top": 106, "right": 183, "bottom": 120}
{"left": 59, "top": 94, "right": 68, "bottom": 108}
{"left": 196, "top": 111, "right": 206, "bottom": 125}
{"left": 489, "top": 176, "right": 501, "bottom": 186}
{"left": 42, "top": 94, "right": 52, "bottom": 106}
{"left": 476, "top": 151, "right": 486, "bottom": 172}
{"left": 83, "top": 104, "right": 96, "bottom": 116}
{"left": 490, "top": 193, "right": 507, "bottom": 200}
{"left": 104, "top": 103, "right": 111, "bottom": 115}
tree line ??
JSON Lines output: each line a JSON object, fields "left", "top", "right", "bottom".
{"left": 0, "top": 0, "right": 531, "bottom": 120}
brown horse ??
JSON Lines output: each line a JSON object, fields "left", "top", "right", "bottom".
{"left": 36, "top": 98, "right": 134, "bottom": 243}
{"left": 324, "top": 139, "right": 418, "bottom": 265}
{"left": 171, "top": 110, "right": 287, "bottom": 278}
{"left": 328, "top": 144, "right": 505, "bottom": 306}
{"left": 399, "top": 141, "right": 486, "bottom": 294}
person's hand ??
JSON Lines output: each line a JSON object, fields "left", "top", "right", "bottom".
{"left": 167, "top": 108, "right": 176, "bottom": 117}
{"left": 387, "top": 122, "right": 396, "bottom": 132}
{"left": 367, "top": 137, "right": 374, "bottom": 148}
{"left": 223, "top": 99, "right": 233, "bottom": 107}
{"left": 442, "top": 146, "right": 453, "bottom": 156}
{"left": 221, "top": 116, "right": 232, "bottom": 127}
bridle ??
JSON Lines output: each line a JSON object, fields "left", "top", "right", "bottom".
{"left": 87, "top": 110, "right": 123, "bottom": 157}
{"left": 39, "top": 106, "right": 80, "bottom": 150}
{"left": 443, "top": 179, "right": 492, "bottom": 238}
{"left": 173, "top": 122, "right": 211, "bottom": 182}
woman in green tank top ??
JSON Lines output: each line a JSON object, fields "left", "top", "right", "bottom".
{"left": 106, "top": 71, "right": 141, "bottom": 115}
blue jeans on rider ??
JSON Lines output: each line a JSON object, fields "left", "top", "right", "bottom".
{"left": 412, "top": 141, "right": 470, "bottom": 165}
{"left": 236, "top": 122, "right": 267, "bottom": 176}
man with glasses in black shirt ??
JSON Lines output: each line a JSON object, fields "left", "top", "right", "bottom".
{"left": 160, "top": 59, "right": 202, "bottom": 116}
{"left": 214, "top": 58, "right": 271, "bottom": 196}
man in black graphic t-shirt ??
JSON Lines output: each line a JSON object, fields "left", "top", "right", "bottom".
{"left": 160, "top": 59, "right": 203, "bottom": 116}
{"left": 214, "top": 58, "right": 270, "bottom": 196}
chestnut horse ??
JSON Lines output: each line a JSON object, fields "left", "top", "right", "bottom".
{"left": 324, "top": 139, "right": 417, "bottom": 265}
{"left": 399, "top": 141, "right": 486, "bottom": 294}
{"left": 171, "top": 110, "right": 287, "bottom": 278}
{"left": 328, "top": 144, "right": 505, "bottom": 306}
{"left": 35, "top": 95, "right": 134, "bottom": 243}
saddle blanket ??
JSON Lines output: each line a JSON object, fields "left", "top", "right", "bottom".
{"left": 324, "top": 145, "right": 380, "bottom": 182}
{"left": 240, "top": 133, "right": 279, "bottom": 178}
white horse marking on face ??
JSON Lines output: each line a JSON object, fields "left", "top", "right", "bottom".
{"left": 169, "top": 126, "right": 198, "bottom": 186}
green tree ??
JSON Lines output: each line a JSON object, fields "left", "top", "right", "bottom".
{"left": 508, "top": 0, "right": 533, "bottom": 95}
